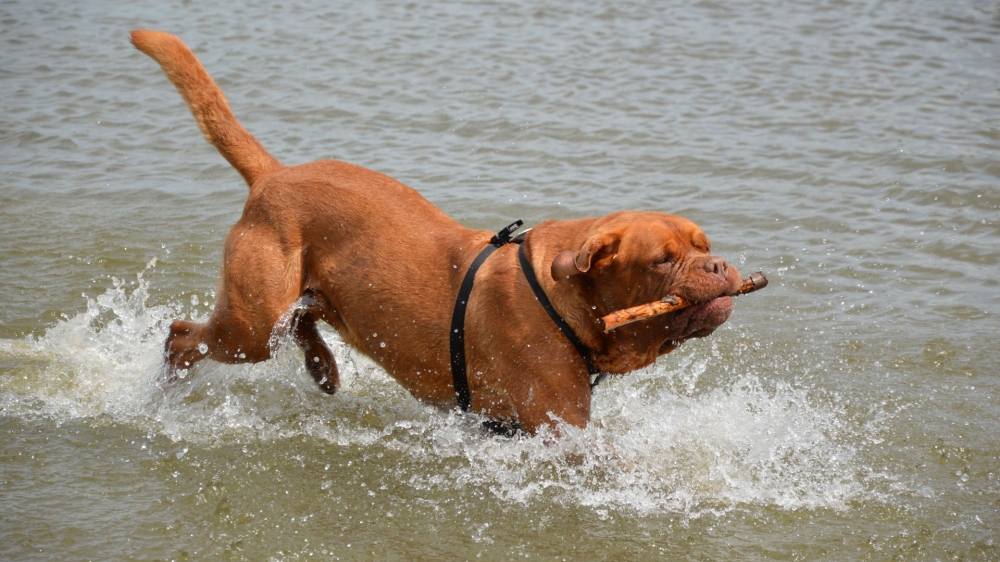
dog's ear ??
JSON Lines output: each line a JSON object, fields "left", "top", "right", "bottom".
{"left": 551, "top": 251, "right": 581, "bottom": 279}
{"left": 551, "top": 232, "right": 621, "bottom": 280}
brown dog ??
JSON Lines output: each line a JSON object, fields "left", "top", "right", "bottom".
{"left": 131, "top": 30, "right": 743, "bottom": 435}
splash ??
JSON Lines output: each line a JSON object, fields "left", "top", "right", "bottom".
{"left": 0, "top": 259, "right": 172, "bottom": 420}
{"left": 383, "top": 365, "right": 869, "bottom": 517}
{"left": 0, "top": 266, "right": 884, "bottom": 517}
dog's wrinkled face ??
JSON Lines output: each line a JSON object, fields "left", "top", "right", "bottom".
{"left": 552, "top": 211, "right": 742, "bottom": 367}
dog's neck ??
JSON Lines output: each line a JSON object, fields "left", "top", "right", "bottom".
{"left": 521, "top": 220, "right": 670, "bottom": 375}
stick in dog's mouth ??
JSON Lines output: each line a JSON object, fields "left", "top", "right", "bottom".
{"left": 599, "top": 271, "right": 768, "bottom": 332}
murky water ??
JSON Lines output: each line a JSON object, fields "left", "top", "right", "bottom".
{"left": 3, "top": 0, "right": 999, "bottom": 559}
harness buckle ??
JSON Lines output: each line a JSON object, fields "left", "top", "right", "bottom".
{"left": 490, "top": 220, "right": 524, "bottom": 246}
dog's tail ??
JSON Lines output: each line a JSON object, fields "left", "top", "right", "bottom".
{"left": 130, "top": 30, "right": 283, "bottom": 188}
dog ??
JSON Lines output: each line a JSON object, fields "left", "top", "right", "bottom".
{"left": 131, "top": 30, "right": 743, "bottom": 435}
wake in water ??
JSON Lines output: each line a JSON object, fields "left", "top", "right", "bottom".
{"left": 0, "top": 264, "right": 889, "bottom": 517}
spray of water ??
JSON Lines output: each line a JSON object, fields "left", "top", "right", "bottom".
{"left": 0, "top": 264, "right": 887, "bottom": 517}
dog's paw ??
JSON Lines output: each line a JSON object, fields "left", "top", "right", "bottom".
{"left": 316, "top": 376, "right": 340, "bottom": 395}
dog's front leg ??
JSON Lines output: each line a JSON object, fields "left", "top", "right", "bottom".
{"left": 510, "top": 373, "right": 592, "bottom": 436}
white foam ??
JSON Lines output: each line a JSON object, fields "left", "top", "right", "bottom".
{"left": 0, "top": 267, "right": 885, "bottom": 517}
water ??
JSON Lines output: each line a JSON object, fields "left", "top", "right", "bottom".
{"left": 2, "top": 0, "right": 999, "bottom": 559}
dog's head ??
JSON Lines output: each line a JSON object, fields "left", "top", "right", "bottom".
{"left": 549, "top": 211, "right": 743, "bottom": 371}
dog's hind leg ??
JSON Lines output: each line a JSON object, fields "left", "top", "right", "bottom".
{"left": 160, "top": 245, "right": 301, "bottom": 382}
{"left": 162, "top": 319, "right": 210, "bottom": 381}
{"left": 293, "top": 311, "right": 339, "bottom": 394}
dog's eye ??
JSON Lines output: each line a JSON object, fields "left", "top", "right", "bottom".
{"left": 653, "top": 254, "right": 675, "bottom": 268}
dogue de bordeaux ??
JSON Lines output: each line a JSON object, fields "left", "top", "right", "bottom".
{"left": 131, "top": 30, "right": 743, "bottom": 435}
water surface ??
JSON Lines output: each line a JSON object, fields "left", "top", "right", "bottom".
{"left": 2, "top": 0, "right": 999, "bottom": 559}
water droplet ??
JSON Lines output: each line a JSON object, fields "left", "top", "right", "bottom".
{"left": 380, "top": 342, "right": 386, "bottom": 348}
{"left": 197, "top": 343, "right": 208, "bottom": 354}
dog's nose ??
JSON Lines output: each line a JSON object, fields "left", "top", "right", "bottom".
{"left": 704, "top": 256, "right": 728, "bottom": 276}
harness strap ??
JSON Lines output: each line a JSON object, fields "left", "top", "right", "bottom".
{"left": 450, "top": 220, "right": 523, "bottom": 412}
{"left": 517, "top": 243, "right": 608, "bottom": 389}
{"left": 449, "top": 221, "right": 608, "bottom": 414}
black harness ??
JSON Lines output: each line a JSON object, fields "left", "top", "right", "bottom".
{"left": 449, "top": 221, "right": 608, "bottom": 414}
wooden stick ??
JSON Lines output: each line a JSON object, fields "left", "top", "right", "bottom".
{"left": 599, "top": 271, "right": 768, "bottom": 332}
